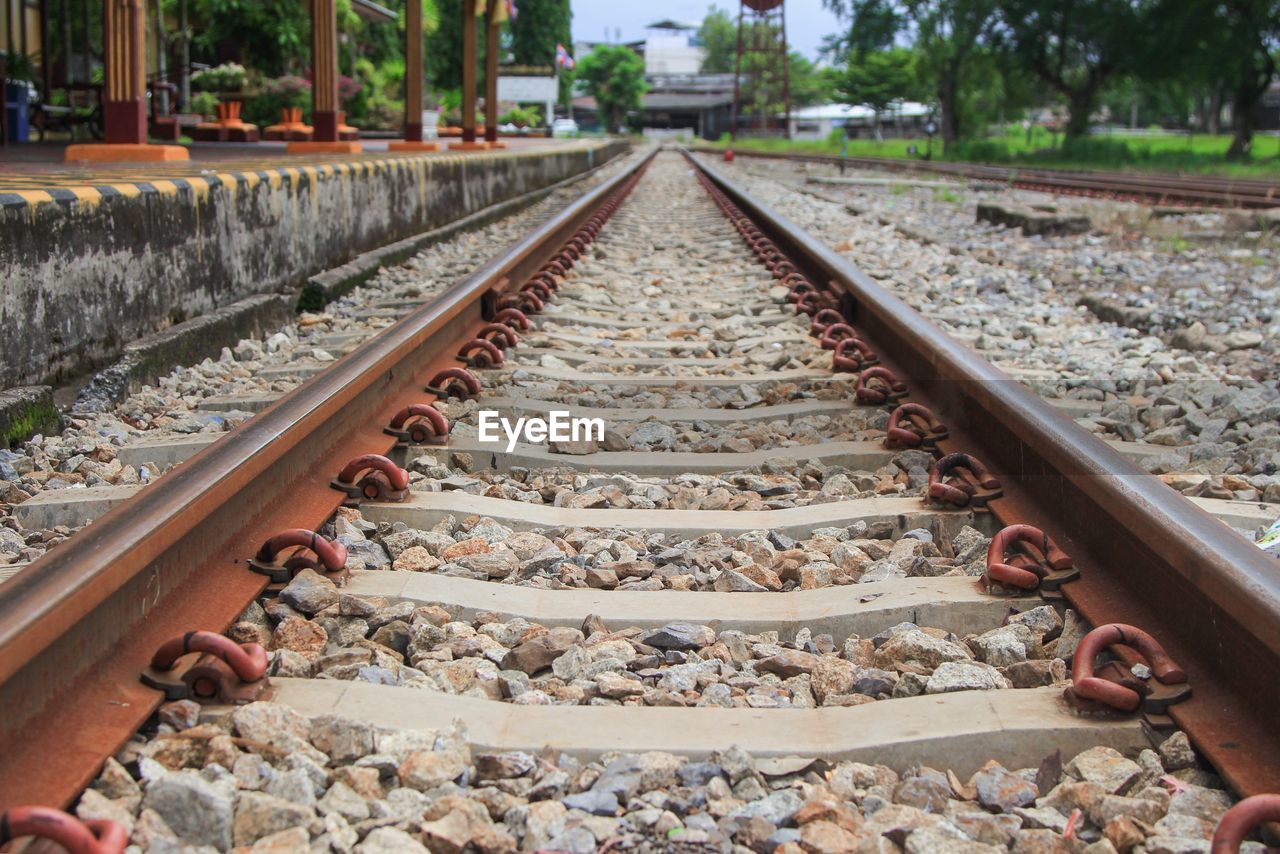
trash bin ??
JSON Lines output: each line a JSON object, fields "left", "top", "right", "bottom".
{"left": 5, "top": 80, "right": 30, "bottom": 143}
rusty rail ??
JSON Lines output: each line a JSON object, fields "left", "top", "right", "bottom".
{"left": 686, "top": 148, "right": 1280, "bottom": 795}
{"left": 0, "top": 147, "right": 657, "bottom": 808}
{"left": 708, "top": 146, "right": 1280, "bottom": 209}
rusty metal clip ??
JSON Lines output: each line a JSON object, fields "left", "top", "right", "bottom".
{"left": 1211, "top": 795, "right": 1280, "bottom": 852}
{"left": 495, "top": 292, "right": 542, "bottom": 313}
{"left": 856, "top": 366, "right": 908, "bottom": 405}
{"left": 983, "top": 524, "right": 1077, "bottom": 593}
{"left": 833, "top": 337, "right": 878, "bottom": 373}
{"left": 141, "top": 630, "right": 270, "bottom": 705}
{"left": 770, "top": 259, "right": 797, "bottom": 279}
{"left": 0, "top": 806, "right": 127, "bottom": 854}
{"left": 927, "top": 452, "right": 1002, "bottom": 507}
{"left": 819, "top": 322, "right": 861, "bottom": 350}
{"left": 477, "top": 322, "right": 520, "bottom": 350}
{"left": 331, "top": 454, "right": 410, "bottom": 504}
{"left": 523, "top": 280, "right": 553, "bottom": 300}
{"left": 786, "top": 279, "right": 817, "bottom": 303}
{"left": 456, "top": 338, "right": 504, "bottom": 368}
{"left": 793, "top": 291, "right": 827, "bottom": 316}
{"left": 385, "top": 403, "right": 450, "bottom": 446}
{"left": 426, "top": 367, "right": 481, "bottom": 398}
{"left": 810, "top": 308, "right": 844, "bottom": 336}
{"left": 1067, "top": 623, "right": 1189, "bottom": 713}
{"left": 884, "top": 403, "right": 947, "bottom": 450}
{"left": 249, "top": 528, "right": 350, "bottom": 584}
{"left": 493, "top": 307, "right": 530, "bottom": 331}
{"left": 525, "top": 271, "right": 558, "bottom": 294}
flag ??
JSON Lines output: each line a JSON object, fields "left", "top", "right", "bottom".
{"left": 506, "top": 0, "right": 517, "bottom": 19}
{"left": 474, "top": 0, "right": 486, "bottom": 16}
{"left": 556, "top": 43, "right": 576, "bottom": 70}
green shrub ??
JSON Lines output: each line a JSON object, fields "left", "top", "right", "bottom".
{"left": 190, "top": 91, "right": 220, "bottom": 119}
{"left": 244, "top": 75, "right": 311, "bottom": 126}
{"left": 499, "top": 105, "right": 543, "bottom": 127}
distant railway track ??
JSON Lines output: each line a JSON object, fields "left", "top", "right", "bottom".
{"left": 713, "top": 146, "right": 1280, "bottom": 209}
{"left": 2, "top": 146, "right": 1278, "bottom": 850}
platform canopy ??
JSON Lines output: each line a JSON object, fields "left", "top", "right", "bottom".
{"left": 352, "top": 0, "right": 397, "bottom": 23}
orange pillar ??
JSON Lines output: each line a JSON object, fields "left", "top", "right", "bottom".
{"left": 65, "top": 0, "right": 187, "bottom": 161}
{"left": 451, "top": 0, "right": 485, "bottom": 150}
{"left": 289, "top": 0, "right": 360, "bottom": 153}
{"left": 389, "top": 0, "right": 438, "bottom": 152}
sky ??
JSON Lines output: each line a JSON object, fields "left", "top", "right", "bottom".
{"left": 569, "top": 0, "right": 844, "bottom": 62}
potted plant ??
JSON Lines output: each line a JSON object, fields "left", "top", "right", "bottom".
{"left": 4, "top": 53, "right": 35, "bottom": 143}
{"left": 190, "top": 91, "right": 219, "bottom": 121}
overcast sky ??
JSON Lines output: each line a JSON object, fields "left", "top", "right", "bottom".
{"left": 569, "top": 0, "right": 845, "bottom": 62}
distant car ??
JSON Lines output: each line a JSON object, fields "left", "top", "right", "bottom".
{"left": 551, "top": 118, "right": 579, "bottom": 138}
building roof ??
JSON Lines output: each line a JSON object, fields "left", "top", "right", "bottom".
{"left": 572, "top": 92, "right": 734, "bottom": 113}
{"left": 786, "top": 101, "right": 933, "bottom": 120}
{"left": 790, "top": 104, "right": 875, "bottom": 121}
{"left": 646, "top": 19, "right": 700, "bottom": 31}
{"left": 643, "top": 92, "right": 734, "bottom": 110}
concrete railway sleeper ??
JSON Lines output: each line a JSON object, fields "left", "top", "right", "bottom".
{"left": 0, "top": 148, "right": 1277, "bottom": 853}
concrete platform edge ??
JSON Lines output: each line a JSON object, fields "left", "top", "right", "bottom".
{"left": 298, "top": 153, "right": 621, "bottom": 311}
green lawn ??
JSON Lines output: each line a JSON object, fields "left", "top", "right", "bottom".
{"left": 716, "top": 127, "right": 1280, "bottom": 178}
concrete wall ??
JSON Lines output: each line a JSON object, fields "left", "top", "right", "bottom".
{"left": 0, "top": 140, "right": 627, "bottom": 388}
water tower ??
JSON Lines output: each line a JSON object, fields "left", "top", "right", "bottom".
{"left": 731, "top": 0, "right": 791, "bottom": 139}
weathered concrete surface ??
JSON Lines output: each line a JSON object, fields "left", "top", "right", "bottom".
{"left": 0, "top": 386, "right": 61, "bottom": 447}
{"left": 344, "top": 572, "right": 1030, "bottom": 640}
{"left": 0, "top": 141, "right": 628, "bottom": 388}
{"left": 298, "top": 159, "right": 613, "bottom": 310}
{"left": 976, "top": 202, "right": 1090, "bottom": 236}
{"left": 243, "top": 681, "right": 1147, "bottom": 778}
{"left": 72, "top": 294, "right": 292, "bottom": 411}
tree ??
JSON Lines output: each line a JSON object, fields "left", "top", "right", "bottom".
{"left": 824, "top": 0, "right": 999, "bottom": 147}
{"left": 178, "top": 0, "right": 362, "bottom": 77}
{"left": 509, "top": 0, "right": 573, "bottom": 103}
{"left": 426, "top": 0, "right": 467, "bottom": 91}
{"left": 1174, "top": 0, "right": 1280, "bottom": 158}
{"left": 698, "top": 6, "right": 737, "bottom": 73}
{"left": 993, "top": 0, "right": 1147, "bottom": 138}
{"left": 837, "top": 47, "right": 917, "bottom": 139}
{"left": 426, "top": 0, "right": 501, "bottom": 94}
{"left": 789, "top": 53, "right": 839, "bottom": 108}
{"left": 577, "top": 44, "right": 647, "bottom": 133}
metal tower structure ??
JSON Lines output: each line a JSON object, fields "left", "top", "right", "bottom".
{"left": 730, "top": 0, "right": 791, "bottom": 139}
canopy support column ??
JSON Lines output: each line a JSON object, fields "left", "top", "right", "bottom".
{"left": 65, "top": 0, "right": 188, "bottom": 160}
{"left": 390, "top": 0, "right": 439, "bottom": 151}
{"left": 289, "top": 0, "right": 361, "bottom": 153}
{"left": 451, "top": 0, "right": 486, "bottom": 150}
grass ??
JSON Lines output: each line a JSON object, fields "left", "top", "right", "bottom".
{"left": 717, "top": 127, "right": 1280, "bottom": 178}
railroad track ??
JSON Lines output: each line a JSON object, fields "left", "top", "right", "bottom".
{"left": 711, "top": 147, "right": 1280, "bottom": 210}
{"left": 2, "top": 147, "right": 1279, "bottom": 852}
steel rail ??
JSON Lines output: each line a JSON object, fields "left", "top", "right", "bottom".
{"left": 712, "top": 147, "right": 1280, "bottom": 209}
{"left": 0, "top": 147, "right": 656, "bottom": 808}
{"left": 686, "top": 149, "right": 1280, "bottom": 795}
